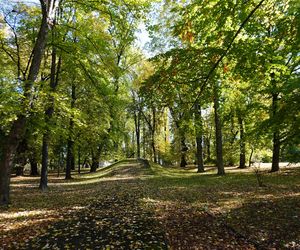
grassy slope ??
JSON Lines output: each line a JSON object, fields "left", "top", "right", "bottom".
{"left": 1, "top": 160, "right": 299, "bottom": 248}
{"left": 147, "top": 164, "right": 300, "bottom": 248}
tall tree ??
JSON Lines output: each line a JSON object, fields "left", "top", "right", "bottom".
{"left": 0, "top": 0, "right": 60, "bottom": 205}
{"left": 40, "top": 27, "right": 62, "bottom": 189}
{"left": 194, "top": 103, "right": 204, "bottom": 172}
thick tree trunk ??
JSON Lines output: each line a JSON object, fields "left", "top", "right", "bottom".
{"left": 1, "top": 1, "right": 61, "bottom": 204}
{"left": 0, "top": 118, "right": 26, "bottom": 205}
{"left": 0, "top": 146, "right": 14, "bottom": 205}
{"left": 195, "top": 103, "right": 204, "bottom": 172}
{"left": 238, "top": 113, "right": 246, "bottom": 169}
{"left": 0, "top": 1, "right": 51, "bottom": 205}
{"left": 213, "top": 85, "right": 225, "bottom": 175}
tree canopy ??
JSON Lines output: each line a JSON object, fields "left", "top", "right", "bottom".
{"left": 0, "top": 0, "right": 299, "bottom": 205}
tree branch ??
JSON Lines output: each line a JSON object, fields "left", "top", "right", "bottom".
{"left": 190, "top": 0, "right": 266, "bottom": 111}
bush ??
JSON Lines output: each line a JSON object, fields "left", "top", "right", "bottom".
{"left": 283, "top": 145, "right": 300, "bottom": 163}
{"left": 261, "top": 154, "right": 272, "bottom": 163}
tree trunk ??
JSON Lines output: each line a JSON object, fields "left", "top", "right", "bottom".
{"left": 151, "top": 140, "right": 157, "bottom": 163}
{"left": 196, "top": 136, "right": 204, "bottom": 172}
{"left": 248, "top": 147, "right": 254, "bottom": 167}
{"left": 134, "top": 111, "right": 141, "bottom": 158}
{"left": 271, "top": 91, "right": 280, "bottom": 172}
{"left": 91, "top": 160, "right": 98, "bottom": 172}
{"left": 71, "top": 152, "right": 75, "bottom": 171}
{"left": 205, "top": 136, "right": 211, "bottom": 162}
{"left": 0, "top": 145, "right": 15, "bottom": 205}
{"left": 40, "top": 42, "right": 61, "bottom": 189}
{"left": 170, "top": 108, "right": 188, "bottom": 169}
{"left": 180, "top": 137, "right": 188, "bottom": 168}
{"left": 65, "top": 84, "right": 76, "bottom": 179}
{"left": 142, "top": 122, "right": 146, "bottom": 159}
{"left": 30, "top": 155, "right": 39, "bottom": 176}
{"left": 15, "top": 137, "right": 28, "bottom": 172}
{"left": 238, "top": 112, "right": 246, "bottom": 169}
{"left": 0, "top": 1, "right": 52, "bottom": 204}
{"left": 0, "top": 118, "right": 26, "bottom": 205}
{"left": 65, "top": 139, "right": 74, "bottom": 179}
{"left": 78, "top": 147, "right": 81, "bottom": 174}
{"left": 57, "top": 150, "right": 63, "bottom": 177}
{"left": 195, "top": 103, "right": 204, "bottom": 172}
{"left": 90, "top": 150, "right": 98, "bottom": 173}
{"left": 271, "top": 133, "right": 280, "bottom": 172}
{"left": 90, "top": 144, "right": 102, "bottom": 173}
{"left": 152, "top": 108, "right": 157, "bottom": 163}
{"left": 40, "top": 133, "right": 49, "bottom": 190}
{"left": 82, "top": 157, "right": 88, "bottom": 169}
{"left": 180, "top": 154, "right": 187, "bottom": 168}
{"left": 213, "top": 84, "right": 225, "bottom": 175}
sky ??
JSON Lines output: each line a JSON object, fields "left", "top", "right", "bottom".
{"left": 136, "top": 23, "right": 151, "bottom": 56}
{"left": 1, "top": 0, "right": 38, "bottom": 4}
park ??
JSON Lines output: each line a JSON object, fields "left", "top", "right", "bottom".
{"left": 0, "top": 0, "right": 299, "bottom": 249}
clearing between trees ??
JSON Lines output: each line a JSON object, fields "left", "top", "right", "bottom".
{"left": 1, "top": 159, "right": 299, "bottom": 249}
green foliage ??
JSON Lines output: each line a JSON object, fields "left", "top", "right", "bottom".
{"left": 0, "top": 80, "right": 22, "bottom": 133}
{"left": 139, "top": 0, "right": 299, "bottom": 168}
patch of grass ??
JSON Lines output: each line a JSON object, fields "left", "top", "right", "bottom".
{"left": 1, "top": 161, "right": 299, "bottom": 249}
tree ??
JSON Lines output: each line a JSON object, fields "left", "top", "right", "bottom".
{"left": 40, "top": 24, "right": 62, "bottom": 189}
{"left": 194, "top": 102, "right": 205, "bottom": 172}
{"left": 0, "top": 0, "right": 60, "bottom": 205}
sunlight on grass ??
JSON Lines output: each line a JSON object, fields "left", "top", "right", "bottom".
{"left": 0, "top": 209, "right": 58, "bottom": 232}
{"left": 2, "top": 160, "right": 300, "bottom": 249}
{"left": 0, "top": 209, "right": 55, "bottom": 220}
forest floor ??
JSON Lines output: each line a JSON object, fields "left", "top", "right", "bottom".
{"left": 0, "top": 160, "right": 300, "bottom": 249}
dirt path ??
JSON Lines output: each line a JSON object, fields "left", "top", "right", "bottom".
{"left": 6, "top": 182, "right": 255, "bottom": 249}
{"left": 22, "top": 182, "right": 168, "bottom": 249}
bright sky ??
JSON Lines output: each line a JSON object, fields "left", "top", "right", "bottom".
{"left": 1, "top": 0, "right": 39, "bottom": 4}
{"left": 136, "top": 23, "right": 151, "bottom": 56}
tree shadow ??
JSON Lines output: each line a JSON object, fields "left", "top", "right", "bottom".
{"left": 221, "top": 195, "right": 300, "bottom": 249}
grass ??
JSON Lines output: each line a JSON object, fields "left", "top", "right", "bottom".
{"left": 1, "top": 160, "right": 300, "bottom": 249}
